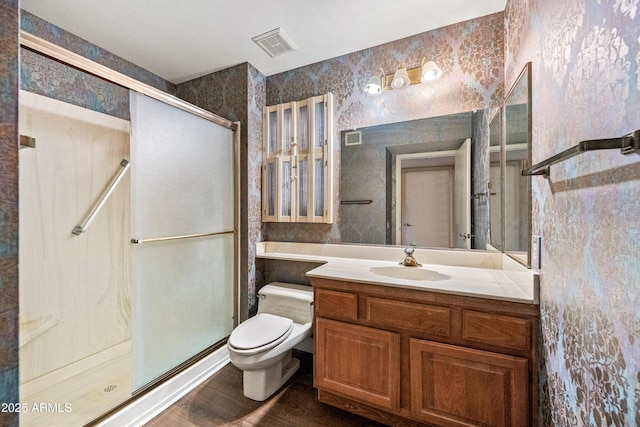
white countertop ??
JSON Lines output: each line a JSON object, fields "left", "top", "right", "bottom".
{"left": 256, "top": 242, "right": 539, "bottom": 304}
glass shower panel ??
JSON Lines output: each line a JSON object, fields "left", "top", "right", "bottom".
{"left": 131, "top": 235, "right": 234, "bottom": 387}
{"left": 130, "top": 92, "right": 235, "bottom": 390}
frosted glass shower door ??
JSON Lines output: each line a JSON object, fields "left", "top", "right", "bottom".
{"left": 130, "top": 92, "right": 236, "bottom": 390}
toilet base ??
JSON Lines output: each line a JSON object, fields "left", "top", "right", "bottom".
{"left": 242, "top": 351, "right": 300, "bottom": 401}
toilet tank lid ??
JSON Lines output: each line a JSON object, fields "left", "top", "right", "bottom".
{"left": 259, "top": 282, "right": 313, "bottom": 303}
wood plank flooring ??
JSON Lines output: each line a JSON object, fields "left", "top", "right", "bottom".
{"left": 145, "top": 351, "right": 386, "bottom": 426}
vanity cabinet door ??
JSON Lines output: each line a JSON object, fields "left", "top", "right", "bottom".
{"left": 315, "top": 318, "right": 400, "bottom": 411}
{"left": 409, "top": 339, "right": 529, "bottom": 427}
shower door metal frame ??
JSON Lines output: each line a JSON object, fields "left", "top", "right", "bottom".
{"left": 20, "top": 31, "right": 237, "bottom": 131}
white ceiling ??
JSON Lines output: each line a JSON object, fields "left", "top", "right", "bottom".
{"left": 20, "top": 0, "right": 507, "bottom": 84}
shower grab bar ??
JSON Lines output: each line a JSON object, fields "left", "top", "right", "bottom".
{"left": 131, "top": 229, "right": 236, "bottom": 244}
{"left": 72, "top": 159, "right": 130, "bottom": 235}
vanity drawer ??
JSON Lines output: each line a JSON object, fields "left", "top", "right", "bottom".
{"left": 366, "top": 297, "right": 451, "bottom": 337}
{"left": 315, "top": 288, "right": 358, "bottom": 321}
{"left": 462, "top": 310, "right": 531, "bottom": 351}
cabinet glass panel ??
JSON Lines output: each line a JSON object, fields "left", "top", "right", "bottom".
{"left": 315, "top": 158, "right": 324, "bottom": 217}
{"left": 268, "top": 110, "right": 277, "bottom": 154}
{"left": 299, "top": 158, "right": 308, "bottom": 217}
{"left": 298, "top": 105, "right": 309, "bottom": 151}
{"left": 315, "top": 101, "right": 325, "bottom": 148}
{"left": 281, "top": 160, "right": 292, "bottom": 217}
{"left": 283, "top": 107, "right": 292, "bottom": 153}
{"left": 267, "top": 161, "right": 276, "bottom": 217}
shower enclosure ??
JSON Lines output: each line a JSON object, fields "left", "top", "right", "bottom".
{"left": 129, "top": 91, "right": 236, "bottom": 392}
{"left": 18, "top": 80, "right": 238, "bottom": 424}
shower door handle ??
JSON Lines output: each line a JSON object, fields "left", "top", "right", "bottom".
{"left": 131, "top": 229, "right": 235, "bottom": 244}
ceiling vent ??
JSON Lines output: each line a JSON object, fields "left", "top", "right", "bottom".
{"left": 252, "top": 27, "right": 298, "bottom": 58}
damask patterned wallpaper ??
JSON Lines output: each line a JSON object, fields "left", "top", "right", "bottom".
{"left": 20, "top": 11, "right": 175, "bottom": 120}
{"left": 0, "top": 2, "right": 19, "bottom": 427}
{"left": 265, "top": 12, "right": 505, "bottom": 244}
{"left": 506, "top": 0, "right": 640, "bottom": 424}
{"left": 21, "top": 11, "right": 174, "bottom": 93}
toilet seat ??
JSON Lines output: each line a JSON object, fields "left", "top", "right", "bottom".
{"left": 228, "top": 313, "right": 293, "bottom": 355}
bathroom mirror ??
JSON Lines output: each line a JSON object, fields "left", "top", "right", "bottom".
{"left": 339, "top": 110, "right": 491, "bottom": 250}
{"left": 488, "top": 109, "right": 502, "bottom": 250}
{"left": 503, "top": 62, "right": 532, "bottom": 265}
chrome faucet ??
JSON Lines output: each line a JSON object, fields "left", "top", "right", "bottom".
{"left": 400, "top": 244, "right": 422, "bottom": 267}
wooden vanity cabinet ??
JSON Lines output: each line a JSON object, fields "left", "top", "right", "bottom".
{"left": 312, "top": 277, "right": 539, "bottom": 427}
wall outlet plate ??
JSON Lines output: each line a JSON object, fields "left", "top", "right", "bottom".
{"left": 531, "top": 235, "right": 541, "bottom": 269}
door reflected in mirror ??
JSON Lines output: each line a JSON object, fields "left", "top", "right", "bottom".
{"left": 397, "top": 139, "right": 470, "bottom": 249}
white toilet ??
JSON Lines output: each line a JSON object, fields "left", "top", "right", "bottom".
{"left": 227, "top": 282, "right": 314, "bottom": 401}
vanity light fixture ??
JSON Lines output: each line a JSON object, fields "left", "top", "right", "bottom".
{"left": 363, "top": 68, "right": 385, "bottom": 96}
{"left": 364, "top": 57, "right": 443, "bottom": 96}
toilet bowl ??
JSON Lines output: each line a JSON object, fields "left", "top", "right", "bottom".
{"left": 227, "top": 282, "right": 314, "bottom": 401}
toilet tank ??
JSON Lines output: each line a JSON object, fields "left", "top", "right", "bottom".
{"left": 257, "top": 282, "right": 313, "bottom": 325}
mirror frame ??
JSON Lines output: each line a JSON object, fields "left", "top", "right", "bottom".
{"left": 488, "top": 107, "right": 503, "bottom": 251}
{"left": 502, "top": 62, "right": 532, "bottom": 267}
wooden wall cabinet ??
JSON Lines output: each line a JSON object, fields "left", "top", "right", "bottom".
{"left": 262, "top": 93, "right": 334, "bottom": 223}
{"left": 312, "top": 278, "right": 539, "bottom": 427}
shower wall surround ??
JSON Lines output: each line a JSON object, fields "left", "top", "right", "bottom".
{"left": 19, "top": 90, "right": 132, "bottom": 426}
{"left": 264, "top": 12, "right": 505, "bottom": 244}
{"left": 506, "top": 0, "right": 640, "bottom": 424}
{"left": 0, "top": 1, "right": 19, "bottom": 427}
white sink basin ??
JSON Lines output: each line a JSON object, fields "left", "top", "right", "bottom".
{"left": 369, "top": 266, "right": 450, "bottom": 282}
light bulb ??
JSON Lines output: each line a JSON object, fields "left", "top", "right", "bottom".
{"left": 363, "top": 75, "right": 382, "bottom": 96}
{"left": 391, "top": 65, "right": 410, "bottom": 90}
{"left": 421, "top": 61, "right": 443, "bottom": 83}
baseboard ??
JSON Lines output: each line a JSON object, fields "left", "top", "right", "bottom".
{"left": 96, "top": 346, "right": 230, "bottom": 426}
